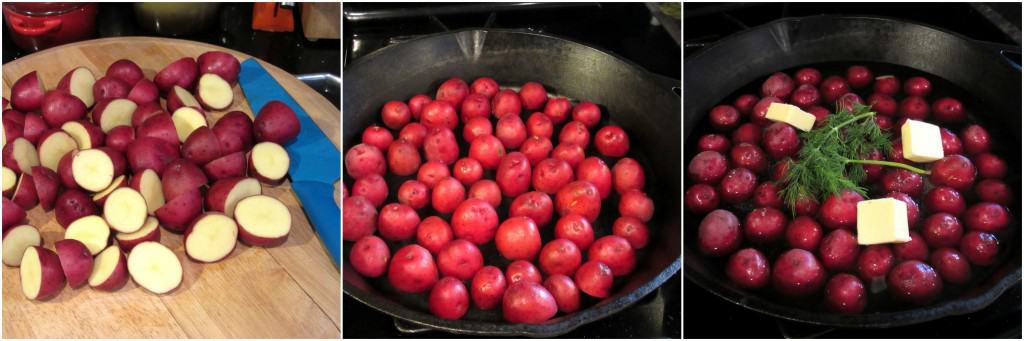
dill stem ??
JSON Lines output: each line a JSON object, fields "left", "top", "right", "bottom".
{"left": 830, "top": 112, "right": 876, "bottom": 133}
{"left": 844, "top": 159, "right": 931, "bottom": 175}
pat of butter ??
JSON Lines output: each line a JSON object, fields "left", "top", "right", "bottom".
{"left": 765, "top": 103, "right": 816, "bottom": 132}
{"left": 856, "top": 198, "right": 911, "bottom": 245}
{"left": 901, "top": 119, "right": 944, "bottom": 163}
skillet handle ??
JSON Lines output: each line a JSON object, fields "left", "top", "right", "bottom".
{"left": 973, "top": 40, "right": 1022, "bottom": 69}
{"left": 393, "top": 318, "right": 433, "bottom": 334}
{"left": 648, "top": 72, "right": 682, "bottom": 98}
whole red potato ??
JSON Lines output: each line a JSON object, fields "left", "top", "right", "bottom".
{"left": 921, "top": 213, "right": 963, "bottom": 248}
{"left": 718, "top": 168, "right": 757, "bottom": 204}
{"left": 974, "top": 153, "right": 1008, "bottom": 179}
{"left": 533, "top": 158, "right": 574, "bottom": 194}
{"left": 460, "top": 93, "right": 491, "bottom": 122}
{"left": 349, "top": 235, "right": 389, "bottom": 277}
{"left": 750, "top": 96, "right": 782, "bottom": 126}
{"left": 407, "top": 94, "right": 431, "bottom": 120}
{"left": 761, "top": 122, "right": 801, "bottom": 160}
{"left": 688, "top": 151, "right": 729, "bottom": 184}
{"left": 492, "top": 89, "right": 522, "bottom": 118}
{"left": 543, "top": 274, "right": 581, "bottom": 313}
{"left": 495, "top": 114, "right": 527, "bottom": 149}
{"left": 845, "top": 65, "right": 873, "bottom": 89}
{"left": 697, "top": 133, "right": 731, "bottom": 154}
{"left": 697, "top": 209, "right": 742, "bottom": 257}
{"left": 431, "top": 177, "right": 465, "bottom": 214}
{"left": 818, "top": 190, "right": 862, "bottom": 230}
{"left": 893, "top": 231, "right": 930, "bottom": 262}
{"left": 452, "top": 157, "right": 484, "bottom": 185}
{"left": 964, "top": 202, "right": 1010, "bottom": 233}
{"left": 377, "top": 203, "right": 420, "bottom": 241}
{"left": 555, "top": 181, "right": 602, "bottom": 222}
{"left": 761, "top": 72, "right": 795, "bottom": 100}
{"left": 388, "top": 244, "right": 439, "bottom": 293}
{"left": 505, "top": 260, "right": 542, "bottom": 285}
{"left": 743, "top": 207, "right": 787, "bottom": 244}
{"left": 725, "top": 248, "right": 770, "bottom": 289}
{"left": 526, "top": 112, "right": 554, "bottom": 138}
{"left": 785, "top": 216, "right": 822, "bottom": 251}
{"left": 554, "top": 214, "right": 595, "bottom": 251}
{"left": 887, "top": 260, "right": 942, "bottom": 305}
{"left": 429, "top": 277, "right": 470, "bottom": 320}
{"left": 574, "top": 260, "right": 613, "bottom": 298}
{"left": 571, "top": 101, "right": 602, "bottom": 128}
{"left": 538, "top": 238, "right": 583, "bottom": 276}
{"left": 873, "top": 75, "right": 900, "bottom": 95}
{"left": 468, "top": 180, "right": 502, "bottom": 208}
{"left": 420, "top": 100, "right": 458, "bottom": 130}
{"left": 929, "top": 155, "right": 976, "bottom": 192}
{"left": 519, "top": 136, "right": 553, "bottom": 166}
{"left": 437, "top": 239, "right": 484, "bottom": 281}
{"left": 345, "top": 144, "right": 386, "bottom": 179}
{"left": 819, "top": 76, "right": 851, "bottom": 103}
{"left": 342, "top": 196, "right": 377, "bottom": 241}
{"left": 398, "top": 122, "right": 428, "bottom": 148}
{"left": 975, "top": 179, "right": 1011, "bottom": 205}
{"left": 450, "top": 198, "right": 499, "bottom": 245}
{"left": 731, "top": 122, "right": 762, "bottom": 145}
{"left": 824, "top": 273, "right": 866, "bottom": 314}
{"left": 416, "top": 216, "right": 453, "bottom": 255}
{"left": 496, "top": 152, "right": 532, "bottom": 198}
{"left": 794, "top": 68, "right": 822, "bottom": 85}
{"left": 709, "top": 105, "right": 740, "bottom": 131}
{"left": 416, "top": 160, "right": 450, "bottom": 188}
{"left": 772, "top": 249, "right": 826, "bottom": 297}
{"left": 929, "top": 248, "right": 972, "bottom": 285}
{"left": 423, "top": 127, "right": 459, "bottom": 165}
{"left": 733, "top": 94, "right": 759, "bottom": 115}
{"left": 613, "top": 216, "right": 649, "bottom": 249}
{"left": 856, "top": 244, "right": 894, "bottom": 282}
{"left": 613, "top": 158, "right": 645, "bottom": 194}
{"left": 960, "top": 231, "right": 1000, "bottom": 266}
{"left": 502, "top": 281, "right": 558, "bottom": 324}
{"left": 543, "top": 97, "right": 572, "bottom": 124}
{"left": 819, "top": 229, "right": 860, "bottom": 271}
{"left": 932, "top": 97, "right": 965, "bottom": 124}
{"left": 496, "top": 216, "right": 542, "bottom": 261}
{"left": 435, "top": 77, "right": 469, "bottom": 107}
{"left": 471, "top": 265, "right": 506, "bottom": 310}
{"left": 381, "top": 100, "right": 411, "bottom": 130}
{"left": 730, "top": 143, "right": 768, "bottom": 174}
{"left": 509, "top": 191, "right": 554, "bottom": 227}
{"left": 518, "top": 81, "right": 548, "bottom": 111}
{"left": 960, "top": 124, "right": 991, "bottom": 155}
{"left": 752, "top": 182, "right": 782, "bottom": 209}
{"left": 469, "top": 134, "right": 506, "bottom": 170}
{"left": 254, "top": 101, "right": 300, "bottom": 144}
{"left": 470, "top": 77, "right": 499, "bottom": 98}
{"left": 594, "top": 125, "right": 630, "bottom": 157}
{"left": 462, "top": 117, "right": 493, "bottom": 143}
{"left": 903, "top": 76, "right": 932, "bottom": 96}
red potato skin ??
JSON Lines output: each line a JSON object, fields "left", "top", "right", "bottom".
{"left": 154, "top": 57, "right": 198, "bottom": 93}
{"left": 559, "top": 121, "right": 591, "bottom": 149}
{"left": 526, "top": 112, "right": 554, "bottom": 138}
{"left": 818, "top": 190, "right": 862, "bottom": 230}
{"left": 32, "top": 166, "right": 60, "bottom": 211}
{"left": 106, "top": 59, "right": 144, "bottom": 85}
{"left": 407, "top": 94, "right": 431, "bottom": 120}
{"left": 429, "top": 277, "right": 470, "bottom": 320}
{"left": 785, "top": 216, "right": 822, "bottom": 251}
{"left": 416, "top": 216, "right": 452, "bottom": 255}
{"left": 824, "top": 274, "right": 867, "bottom": 314}
{"left": 63, "top": 120, "right": 104, "bottom": 148}
{"left": 495, "top": 216, "right": 542, "bottom": 261}
{"left": 903, "top": 76, "right": 932, "bottom": 97}
{"left": 543, "top": 97, "right": 572, "bottom": 124}
{"left": 819, "top": 229, "right": 860, "bottom": 271}
{"left": 344, "top": 144, "right": 386, "bottom": 179}
{"left": 619, "top": 189, "right": 654, "bottom": 222}
{"left": 836, "top": 92, "right": 863, "bottom": 113}
{"left": 939, "top": 128, "right": 963, "bottom": 155}
{"left": 790, "top": 84, "right": 820, "bottom": 109}
{"left": 99, "top": 147, "right": 128, "bottom": 178}
{"left": 733, "top": 94, "right": 759, "bottom": 116}
{"left": 54, "top": 189, "right": 98, "bottom": 228}
{"left": 697, "top": 133, "right": 731, "bottom": 154}
{"left": 23, "top": 246, "right": 66, "bottom": 300}
{"left": 161, "top": 159, "right": 208, "bottom": 201}
{"left": 893, "top": 231, "right": 929, "bottom": 262}
{"left": 470, "top": 77, "right": 499, "bottom": 98}
{"left": 881, "top": 169, "right": 924, "bottom": 198}
{"left": 398, "top": 122, "right": 429, "bottom": 149}
{"left": 197, "top": 51, "right": 241, "bottom": 85}
{"left": 502, "top": 281, "right": 558, "bottom": 324}
{"left": 921, "top": 213, "right": 964, "bottom": 248}
{"left": 3, "top": 116, "right": 25, "bottom": 146}
{"left": 420, "top": 100, "right": 458, "bottom": 130}
{"left": 470, "top": 265, "right": 507, "bottom": 310}
{"left": 575, "top": 260, "right": 613, "bottom": 298}
{"left": 730, "top": 143, "right": 768, "bottom": 174}
{"left": 932, "top": 97, "right": 965, "bottom": 124}
{"left": 460, "top": 93, "right": 491, "bottom": 122}
{"left": 462, "top": 117, "right": 492, "bottom": 143}
{"left": 450, "top": 198, "right": 500, "bottom": 245}
{"left": 612, "top": 158, "right": 645, "bottom": 194}
{"left": 873, "top": 75, "right": 900, "bottom": 95}
{"left": 743, "top": 207, "right": 787, "bottom": 244}
{"left": 771, "top": 158, "right": 791, "bottom": 182}
{"left": 254, "top": 101, "right": 300, "bottom": 145}
{"left": 772, "top": 249, "right": 826, "bottom": 297}
{"left": 154, "top": 188, "right": 203, "bottom": 233}
{"left": 857, "top": 244, "right": 895, "bottom": 282}
{"left": 964, "top": 202, "right": 1010, "bottom": 233}
{"left": 929, "top": 248, "right": 972, "bottom": 285}
{"left": 452, "top": 157, "right": 484, "bottom": 185}
{"left": 423, "top": 127, "right": 459, "bottom": 165}
{"left": 924, "top": 186, "right": 966, "bottom": 216}
{"left": 11, "top": 71, "right": 45, "bottom": 112}
{"left": 495, "top": 114, "right": 527, "bottom": 149}
{"left": 3, "top": 197, "right": 26, "bottom": 231}
{"left": 212, "top": 111, "right": 255, "bottom": 154}
{"left": 377, "top": 203, "right": 420, "bottom": 241}
{"left": 203, "top": 151, "right": 246, "bottom": 181}
{"left": 41, "top": 90, "right": 88, "bottom": 127}
{"left": 887, "top": 260, "right": 943, "bottom": 305}
{"left": 181, "top": 127, "right": 222, "bottom": 165}
{"left": 431, "top": 177, "right": 465, "bottom": 214}
{"left": 554, "top": 214, "right": 595, "bottom": 251}
{"left": 468, "top": 180, "right": 502, "bottom": 208}
{"left": 613, "top": 216, "right": 649, "bottom": 249}
{"left": 350, "top": 235, "right": 390, "bottom": 278}
{"left": 381, "top": 100, "right": 412, "bottom": 130}
{"left": 394, "top": 180, "right": 429, "bottom": 210}
{"left": 509, "top": 191, "right": 553, "bottom": 226}
{"left": 807, "top": 106, "right": 831, "bottom": 128}
{"left": 929, "top": 155, "right": 977, "bottom": 192}
{"left": 750, "top": 96, "right": 782, "bottom": 126}
{"left": 496, "top": 152, "right": 532, "bottom": 198}
{"left": 874, "top": 115, "right": 893, "bottom": 131}
{"left": 136, "top": 114, "right": 179, "bottom": 147}
{"left": 589, "top": 235, "right": 636, "bottom": 276}
{"left": 344, "top": 195, "right": 376, "bottom": 240}
{"left": 555, "top": 180, "right": 602, "bottom": 222}
{"left": 92, "top": 76, "right": 130, "bottom": 102}
{"left": 416, "top": 161, "right": 450, "bottom": 188}
{"left": 687, "top": 151, "right": 728, "bottom": 184}
{"left": 725, "top": 248, "right": 770, "bottom": 289}
{"left": 352, "top": 174, "right": 388, "bottom": 208}
{"left": 819, "top": 76, "right": 851, "bottom": 103}
{"left": 468, "top": 134, "right": 506, "bottom": 170}
{"left": 974, "top": 153, "right": 1008, "bottom": 179}
{"left": 794, "top": 68, "right": 822, "bottom": 85}
{"left": 519, "top": 136, "right": 553, "bottom": 166}
{"left": 576, "top": 157, "right": 612, "bottom": 199}
{"left": 13, "top": 172, "right": 39, "bottom": 209}
{"left": 57, "top": 152, "right": 78, "bottom": 190}
{"left": 975, "top": 179, "right": 1011, "bottom": 205}
{"left": 165, "top": 86, "right": 197, "bottom": 113}
{"left": 131, "top": 102, "right": 165, "bottom": 127}
{"left": 552, "top": 143, "right": 586, "bottom": 169}
{"left": 127, "top": 79, "right": 159, "bottom": 106}
{"left": 899, "top": 96, "right": 930, "bottom": 120}
{"left": 538, "top": 238, "right": 583, "bottom": 276}
{"left": 846, "top": 65, "right": 873, "bottom": 88}
{"left": 867, "top": 93, "right": 898, "bottom": 116}
{"left": 492, "top": 89, "right": 522, "bottom": 119}
{"left": 533, "top": 158, "right": 574, "bottom": 194}
{"left": 752, "top": 182, "right": 782, "bottom": 209}
{"left": 594, "top": 125, "right": 630, "bottom": 157}
{"left": 505, "top": 260, "right": 542, "bottom": 285}
{"left": 571, "top": 101, "right": 602, "bottom": 128}
{"left": 386, "top": 141, "right": 421, "bottom": 177}
{"left": 204, "top": 177, "right": 257, "bottom": 213}
{"left": 23, "top": 113, "right": 49, "bottom": 144}
{"left": 761, "top": 72, "right": 795, "bottom": 100}
{"left": 960, "top": 124, "right": 991, "bottom": 155}
{"left": 388, "top": 244, "right": 439, "bottom": 294}
{"left": 718, "top": 168, "right": 757, "bottom": 204}
{"left": 435, "top": 77, "right": 469, "bottom": 108}
{"left": 519, "top": 82, "right": 548, "bottom": 111}
{"left": 544, "top": 274, "right": 581, "bottom": 313}
{"left": 762, "top": 122, "right": 801, "bottom": 160}
{"left": 361, "top": 125, "right": 393, "bottom": 151}
{"left": 960, "top": 231, "right": 1000, "bottom": 266}
{"left": 436, "top": 239, "right": 484, "bottom": 281}
{"left": 709, "top": 105, "right": 740, "bottom": 131}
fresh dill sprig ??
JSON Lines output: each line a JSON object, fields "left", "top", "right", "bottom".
{"left": 779, "top": 103, "right": 931, "bottom": 208}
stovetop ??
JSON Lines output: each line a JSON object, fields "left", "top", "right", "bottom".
{"left": 341, "top": 3, "right": 680, "bottom": 338}
{"left": 683, "top": 3, "right": 1022, "bottom": 339}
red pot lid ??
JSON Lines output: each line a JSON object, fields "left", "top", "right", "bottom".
{"left": 3, "top": 2, "right": 88, "bottom": 16}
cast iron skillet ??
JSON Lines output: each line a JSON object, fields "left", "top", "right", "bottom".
{"left": 684, "top": 15, "right": 1022, "bottom": 327}
{"left": 343, "top": 29, "right": 681, "bottom": 337}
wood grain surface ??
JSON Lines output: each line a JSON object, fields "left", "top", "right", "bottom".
{"left": 2, "top": 37, "right": 340, "bottom": 338}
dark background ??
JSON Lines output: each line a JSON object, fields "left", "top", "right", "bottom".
{"left": 2, "top": 2, "right": 340, "bottom": 106}
{"left": 342, "top": 2, "right": 680, "bottom": 338}
{"left": 684, "top": 2, "right": 1021, "bottom": 339}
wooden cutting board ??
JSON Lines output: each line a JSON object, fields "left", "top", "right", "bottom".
{"left": 2, "top": 37, "right": 339, "bottom": 338}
